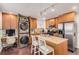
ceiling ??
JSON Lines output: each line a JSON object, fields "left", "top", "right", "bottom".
{"left": 0, "top": 3, "right": 79, "bottom": 19}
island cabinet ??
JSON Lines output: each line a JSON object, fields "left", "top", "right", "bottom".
{"left": 32, "top": 35, "right": 68, "bottom": 55}
{"left": 44, "top": 36, "right": 68, "bottom": 55}
{"left": 46, "top": 38, "right": 68, "bottom": 55}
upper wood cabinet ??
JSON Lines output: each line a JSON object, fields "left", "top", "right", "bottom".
{"left": 29, "top": 17, "right": 37, "bottom": 29}
{"left": 55, "top": 12, "right": 76, "bottom": 27}
{"left": 56, "top": 12, "right": 76, "bottom": 23}
{"left": 2, "top": 13, "right": 11, "bottom": 29}
{"left": 45, "top": 12, "right": 76, "bottom": 28}
{"left": 45, "top": 19, "right": 56, "bottom": 28}
{"left": 2, "top": 13, "right": 18, "bottom": 29}
{"left": 10, "top": 15, "right": 18, "bottom": 29}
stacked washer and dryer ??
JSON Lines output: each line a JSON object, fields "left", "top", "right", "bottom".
{"left": 18, "top": 14, "right": 30, "bottom": 48}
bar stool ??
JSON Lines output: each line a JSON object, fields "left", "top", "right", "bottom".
{"left": 38, "top": 37, "right": 54, "bottom": 55}
{"left": 31, "top": 35, "right": 39, "bottom": 55}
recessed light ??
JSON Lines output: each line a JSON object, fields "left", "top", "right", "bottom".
{"left": 51, "top": 8, "right": 55, "bottom": 12}
{"left": 72, "top": 6, "right": 77, "bottom": 10}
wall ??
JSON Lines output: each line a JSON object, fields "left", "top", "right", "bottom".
{"left": 0, "top": 12, "right": 2, "bottom": 44}
{"left": 37, "top": 18, "right": 46, "bottom": 28}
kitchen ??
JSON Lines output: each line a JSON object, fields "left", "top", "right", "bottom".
{"left": 0, "top": 3, "right": 79, "bottom": 55}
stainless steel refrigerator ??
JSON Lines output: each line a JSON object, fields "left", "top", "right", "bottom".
{"left": 58, "top": 22, "right": 77, "bottom": 52}
{"left": 64, "top": 22, "right": 77, "bottom": 52}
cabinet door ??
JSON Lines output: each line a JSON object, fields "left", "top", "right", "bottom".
{"left": 45, "top": 20, "right": 49, "bottom": 28}
{"left": 2, "top": 13, "right": 11, "bottom": 29}
{"left": 30, "top": 17, "right": 37, "bottom": 29}
{"left": 2, "top": 13, "right": 18, "bottom": 29}
{"left": 33, "top": 19, "right": 37, "bottom": 29}
{"left": 45, "top": 19, "right": 55, "bottom": 28}
{"left": 49, "top": 19, "right": 55, "bottom": 25}
{"left": 11, "top": 15, "right": 18, "bottom": 29}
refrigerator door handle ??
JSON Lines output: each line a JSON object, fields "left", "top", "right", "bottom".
{"left": 74, "top": 33, "right": 76, "bottom": 36}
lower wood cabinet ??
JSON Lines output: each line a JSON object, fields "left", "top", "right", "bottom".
{"left": 46, "top": 39, "right": 68, "bottom": 55}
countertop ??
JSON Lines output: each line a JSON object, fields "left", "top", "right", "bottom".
{"left": 34, "top": 35, "right": 68, "bottom": 45}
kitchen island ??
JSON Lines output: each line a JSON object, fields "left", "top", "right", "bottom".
{"left": 31, "top": 35, "right": 68, "bottom": 55}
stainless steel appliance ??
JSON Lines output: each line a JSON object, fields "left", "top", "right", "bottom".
{"left": 64, "top": 22, "right": 77, "bottom": 52}
{"left": 58, "top": 22, "right": 77, "bottom": 52}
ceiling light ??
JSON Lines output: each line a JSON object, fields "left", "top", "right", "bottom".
{"left": 42, "top": 17, "right": 46, "bottom": 20}
{"left": 51, "top": 8, "right": 55, "bottom": 12}
{"left": 72, "top": 6, "right": 77, "bottom": 10}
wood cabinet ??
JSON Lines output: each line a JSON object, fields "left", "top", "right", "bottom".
{"left": 56, "top": 12, "right": 76, "bottom": 23}
{"left": 2, "top": 13, "right": 10, "bottom": 29}
{"left": 2, "top": 13, "right": 18, "bottom": 29}
{"left": 46, "top": 39, "right": 68, "bottom": 55}
{"left": 45, "top": 11, "right": 76, "bottom": 28}
{"left": 55, "top": 12, "right": 76, "bottom": 27}
{"left": 10, "top": 15, "right": 18, "bottom": 29}
{"left": 29, "top": 17, "right": 37, "bottom": 29}
{"left": 45, "top": 19, "right": 56, "bottom": 28}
